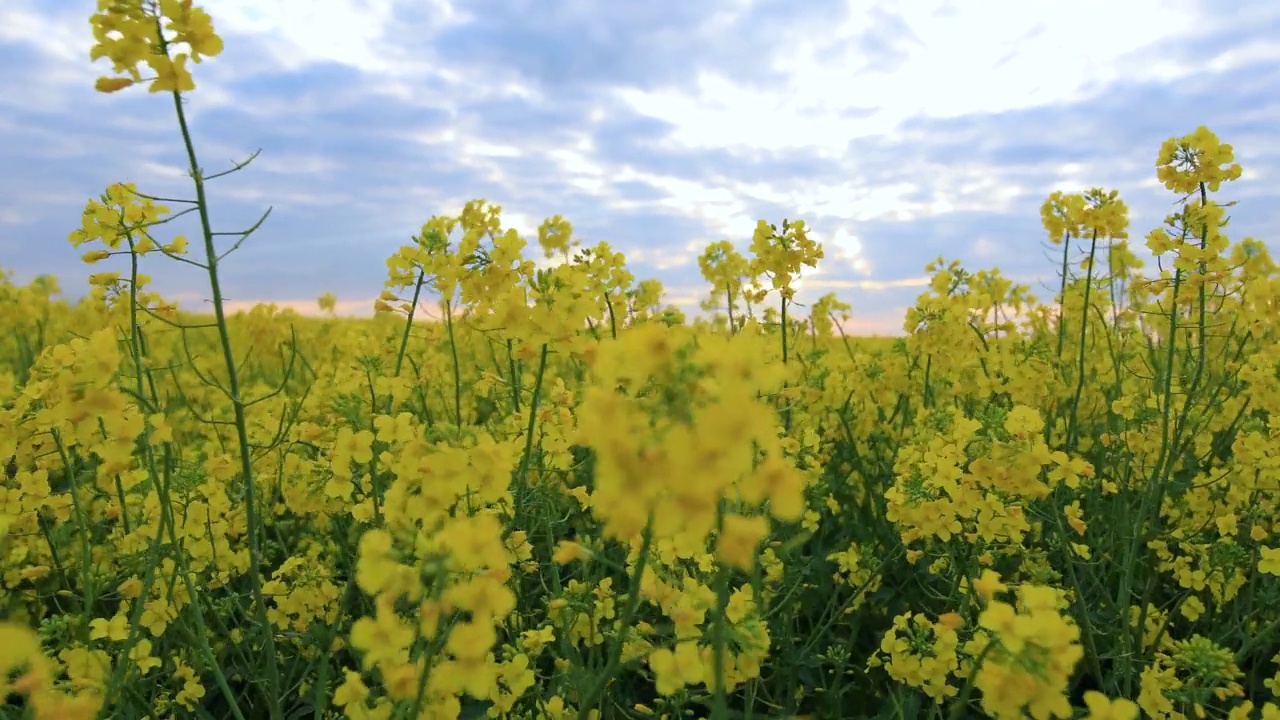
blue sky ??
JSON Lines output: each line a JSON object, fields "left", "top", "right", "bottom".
{"left": 2, "top": 0, "right": 1278, "bottom": 334}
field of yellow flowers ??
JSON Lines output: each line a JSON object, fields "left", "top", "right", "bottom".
{"left": 3, "top": 2, "right": 1280, "bottom": 719}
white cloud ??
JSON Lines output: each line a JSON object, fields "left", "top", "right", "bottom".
{"left": 638, "top": 174, "right": 758, "bottom": 240}
{"left": 0, "top": 2, "right": 90, "bottom": 64}
{"left": 210, "top": 0, "right": 449, "bottom": 73}
{"left": 464, "top": 141, "right": 525, "bottom": 159}
{"left": 0, "top": 208, "right": 29, "bottom": 225}
{"left": 804, "top": 276, "right": 931, "bottom": 291}
{"left": 140, "top": 161, "right": 189, "bottom": 180}
{"left": 1205, "top": 39, "right": 1280, "bottom": 73}
{"left": 615, "top": 0, "right": 1202, "bottom": 156}
{"left": 623, "top": 246, "right": 695, "bottom": 271}
{"left": 972, "top": 237, "right": 998, "bottom": 258}
{"left": 815, "top": 227, "right": 871, "bottom": 276}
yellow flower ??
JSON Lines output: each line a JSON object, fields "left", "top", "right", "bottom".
{"left": 649, "top": 641, "right": 704, "bottom": 696}
{"left": 147, "top": 413, "right": 174, "bottom": 445}
{"left": 1180, "top": 596, "right": 1205, "bottom": 622}
{"left": 0, "top": 624, "right": 48, "bottom": 686}
{"left": 553, "top": 540, "right": 590, "bottom": 564}
{"left": 978, "top": 602, "right": 1026, "bottom": 654}
{"left": 1260, "top": 546, "right": 1280, "bottom": 576}
{"left": 716, "top": 513, "right": 769, "bottom": 570}
{"left": 130, "top": 639, "right": 162, "bottom": 675}
{"left": 333, "top": 670, "right": 369, "bottom": 708}
{"left": 972, "top": 569, "right": 1007, "bottom": 604}
{"left": 59, "top": 646, "right": 111, "bottom": 691}
{"left": 537, "top": 214, "right": 575, "bottom": 258}
{"left": 519, "top": 626, "right": 556, "bottom": 655}
{"left": 174, "top": 661, "right": 206, "bottom": 709}
{"left": 164, "top": 234, "right": 188, "bottom": 254}
{"left": 94, "top": 77, "right": 135, "bottom": 93}
{"left": 750, "top": 456, "right": 806, "bottom": 522}
{"left": 139, "top": 599, "right": 173, "bottom": 636}
{"left": 381, "top": 662, "right": 419, "bottom": 700}
{"left": 438, "top": 513, "right": 508, "bottom": 570}
{"left": 1083, "top": 690, "right": 1139, "bottom": 720}
{"left": 446, "top": 621, "right": 496, "bottom": 662}
{"left": 89, "top": 614, "right": 129, "bottom": 642}
{"left": 118, "top": 577, "right": 143, "bottom": 599}
{"left": 1004, "top": 405, "right": 1045, "bottom": 436}
{"left": 350, "top": 599, "right": 414, "bottom": 670}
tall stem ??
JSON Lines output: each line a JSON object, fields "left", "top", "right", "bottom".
{"left": 781, "top": 294, "right": 791, "bottom": 431}
{"left": 726, "top": 287, "right": 736, "bottom": 334}
{"left": 444, "top": 297, "right": 463, "bottom": 429}
{"left": 167, "top": 84, "right": 283, "bottom": 719}
{"left": 1066, "top": 231, "right": 1099, "bottom": 451}
{"left": 1055, "top": 233, "right": 1072, "bottom": 359}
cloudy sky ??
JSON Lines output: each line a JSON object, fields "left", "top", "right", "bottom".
{"left": 2, "top": 0, "right": 1278, "bottom": 333}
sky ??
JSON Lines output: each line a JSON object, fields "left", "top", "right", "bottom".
{"left": 2, "top": 0, "right": 1278, "bottom": 334}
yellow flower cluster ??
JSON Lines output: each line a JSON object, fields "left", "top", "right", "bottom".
{"left": 972, "top": 578, "right": 1083, "bottom": 719}
{"left": 868, "top": 611, "right": 963, "bottom": 703}
{"left": 3, "top": 3, "right": 1280, "bottom": 718}
{"left": 90, "top": 0, "right": 223, "bottom": 93}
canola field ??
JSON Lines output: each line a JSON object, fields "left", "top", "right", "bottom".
{"left": 2, "top": 2, "right": 1280, "bottom": 719}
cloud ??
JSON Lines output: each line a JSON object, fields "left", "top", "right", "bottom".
{"left": 1, "top": 0, "right": 1277, "bottom": 336}
{"left": 805, "top": 277, "right": 932, "bottom": 292}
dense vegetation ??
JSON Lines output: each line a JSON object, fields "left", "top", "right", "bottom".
{"left": 2, "top": 2, "right": 1279, "bottom": 718}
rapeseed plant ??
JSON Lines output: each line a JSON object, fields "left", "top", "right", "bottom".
{"left": 2, "top": 1, "right": 1280, "bottom": 718}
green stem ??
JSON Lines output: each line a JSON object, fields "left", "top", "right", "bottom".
{"left": 780, "top": 294, "right": 791, "bottom": 432}
{"left": 780, "top": 294, "right": 789, "bottom": 365}
{"left": 1235, "top": 613, "right": 1280, "bottom": 666}
{"left": 604, "top": 292, "right": 618, "bottom": 339}
{"left": 1114, "top": 260, "right": 1184, "bottom": 696}
{"left": 51, "top": 438, "right": 95, "bottom": 623}
{"left": 711, "top": 503, "right": 731, "bottom": 720}
{"left": 726, "top": 287, "right": 736, "bottom": 334}
{"left": 388, "top": 268, "right": 426, "bottom": 414}
{"left": 1055, "top": 233, "right": 1072, "bottom": 359}
{"left": 444, "top": 297, "right": 463, "bottom": 429}
{"left": 577, "top": 518, "right": 655, "bottom": 719}
{"left": 507, "top": 338, "right": 521, "bottom": 414}
{"left": 949, "top": 641, "right": 996, "bottom": 720}
{"left": 165, "top": 79, "right": 283, "bottom": 719}
{"left": 1065, "top": 230, "right": 1099, "bottom": 451}
{"left": 516, "top": 344, "right": 550, "bottom": 485}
